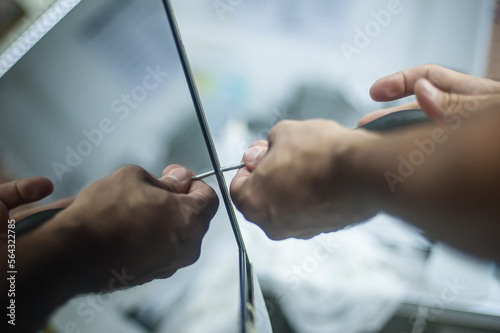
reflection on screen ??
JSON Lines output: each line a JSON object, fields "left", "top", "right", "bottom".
{"left": 0, "top": 0, "right": 242, "bottom": 332}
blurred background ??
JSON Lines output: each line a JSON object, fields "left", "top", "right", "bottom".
{"left": 1, "top": 0, "right": 500, "bottom": 332}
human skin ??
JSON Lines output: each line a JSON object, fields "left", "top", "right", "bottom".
{"left": 231, "top": 65, "right": 500, "bottom": 261}
{"left": 359, "top": 64, "right": 500, "bottom": 124}
{"left": 0, "top": 164, "right": 218, "bottom": 332}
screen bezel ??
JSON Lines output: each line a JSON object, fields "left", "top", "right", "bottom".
{"left": 161, "top": 1, "right": 255, "bottom": 332}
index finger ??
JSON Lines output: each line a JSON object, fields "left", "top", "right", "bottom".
{"left": 370, "top": 65, "right": 497, "bottom": 102}
{"left": 230, "top": 166, "right": 251, "bottom": 201}
{"left": 188, "top": 180, "right": 218, "bottom": 208}
{"left": 242, "top": 140, "right": 268, "bottom": 171}
{"left": 0, "top": 177, "right": 54, "bottom": 210}
{"left": 184, "top": 180, "right": 219, "bottom": 234}
{"left": 158, "top": 164, "right": 196, "bottom": 194}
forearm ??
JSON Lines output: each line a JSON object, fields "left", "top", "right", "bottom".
{"left": 1, "top": 213, "right": 94, "bottom": 332}
{"left": 356, "top": 110, "right": 500, "bottom": 260}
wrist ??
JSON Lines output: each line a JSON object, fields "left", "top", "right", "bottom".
{"left": 329, "top": 129, "right": 390, "bottom": 212}
{"left": 9, "top": 209, "right": 100, "bottom": 331}
{"left": 350, "top": 124, "right": 448, "bottom": 217}
{"left": 20, "top": 208, "right": 99, "bottom": 296}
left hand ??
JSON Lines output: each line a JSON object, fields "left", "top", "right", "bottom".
{"left": 358, "top": 64, "right": 500, "bottom": 126}
{"left": 0, "top": 177, "right": 74, "bottom": 241}
{"left": 230, "top": 119, "right": 380, "bottom": 240}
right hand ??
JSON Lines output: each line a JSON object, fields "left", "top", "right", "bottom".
{"left": 231, "top": 120, "right": 380, "bottom": 240}
{"left": 358, "top": 64, "right": 500, "bottom": 126}
{"left": 46, "top": 164, "right": 218, "bottom": 289}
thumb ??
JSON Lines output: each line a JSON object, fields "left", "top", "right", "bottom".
{"left": 159, "top": 167, "right": 191, "bottom": 194}
{"left": 0, "top": 177, "right": 54, "bottom": 210}
{"left": 243, "top": 145, "right": 268, "bottom": 171}
{"left": 415, "top": 79, "right": 479, "bottom": 122}
{"left": 0, "top": 177, "right": 53, "bottom": 241}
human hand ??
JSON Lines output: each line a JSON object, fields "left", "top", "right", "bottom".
{"left": 230, "top": 120, "right": 380, "bottom": 240}
{"left": 45, "top": 164, "right": 218, "bottom": 289}
{"left": 358, "top": 64, "right": 500, "bottom": 126}
{"left": 0, "top": 177, "right": 74, "bottom": 242}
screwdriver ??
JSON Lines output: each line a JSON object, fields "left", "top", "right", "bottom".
{"left": 191, "top": 162, "right": 245, "bottom": 181}
{"left": 191, "top": 109, "right": 432, "bottom": 181}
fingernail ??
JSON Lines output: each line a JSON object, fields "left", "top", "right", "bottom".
{"left": 420, "top": 79, "right": 437, "bottom": 99}
{"left": 244, "top": 146, "right": 265, "bottom": 163}
{"left": 168, "top": 168, "right": 189, "bottom": 181}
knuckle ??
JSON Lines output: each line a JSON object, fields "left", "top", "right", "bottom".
{"left": 232, "top": 180, "right": 273, "bottom": 226}
{"left": 450, "top": 94, "right": 463, "bottom": 112}
{"left": 474, "top": 80, "right": 493, "bottom": 95}
{"left": 252, "top": 140, "right": 268, "bottom": 148}
{"left": 117, "top": 164, "right": 146, "bottom": 178}
{"left": 464, "top": 96, "right": 480, "bottom": 112}
{"left": 157, "top": 269, "right": 177, "bottom": 280}
{"left": 179, "top": 201, "right": 214, "bottom": 235}
{"left": 188, "top": 247, "right": 201, "bottom": 265}
{"left": 173, "top": 223, "right": 190, "bottom": 248}
{"left": 207, "top": 193, "right": 219, "bottom": 215}
{"left": 268, "top": 120, "right": 293, "bottom": 142}
{"left": 423, "top": 63, "right": 439, "bottom": 71}
{"left": 263, "top": 227, "right": 286, "bottom": 241}
{"left": 420, "top": 64, "right": 443, "bottom": 76}
{"left": 162, "top": 180, "right": 177, "bottom": 193}
{"left": 235, "top": 191, "right": 254, "bottom": 217}
{"left": 192, "top": 210, "right": 213, "bottom": 236}
{"left": 230, "top": 186, "right": 244, "bottom": 209}
{"left": 440, "top": 93, "right": 460, "bottom": 114}
{"left": 197, "top": 219, "right": 211, "bottom": 237}
{"left": 297, "top": 230, "right": 318, "bottom": 240}
{"left": 181, "top": 244, "right": 202, "bottom": 266}
{"left": 241, "top": 197, "right": 271, "bottom": 226}
{"left": 194, "top": 192, "right": 219, "bottom": 218}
